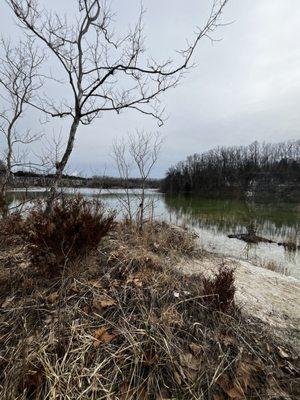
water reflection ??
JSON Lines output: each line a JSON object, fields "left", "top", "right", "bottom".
{"left": 164, "top": 194, "right": 299, "bottom": 243}
{"left": 7, "top": 188, "right": 300, "bottom": 278}
{"left": 164, "top": 194, "right": 299, "bottom": 278}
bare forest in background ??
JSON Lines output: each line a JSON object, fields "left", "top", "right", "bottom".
{"left": 162, "top": 140, "right": 300, "bottom": 199}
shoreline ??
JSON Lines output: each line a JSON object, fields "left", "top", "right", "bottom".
{"left": 177, "top": 250, "right": 300, "bottom": 335}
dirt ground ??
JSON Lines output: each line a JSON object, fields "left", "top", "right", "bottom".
{"left": 176, "top": 253, "right": 300, "bottom": 337}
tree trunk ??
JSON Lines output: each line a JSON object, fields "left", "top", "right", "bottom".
{"left": 46, "top": 117, "right": 80, "bottom": 212}
{"left": 139, "top": 181, "right": 146, "bottom": 232}
{"left": 0, "top": 125, "right": 14, "bottom": 217}
{"left": 0, "top": 177, "right": 10, "bottom": 218}
{"left": 0, "top": 185, "right": 7, "bottom": 218}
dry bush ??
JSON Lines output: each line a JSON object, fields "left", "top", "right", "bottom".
{"left": 282, "top": 235, "right": 298, "bottom": 252}
{"left": 202, "top": 264, "right": 236, "bottom": 313}
{"left": 0, "top": 212, "right": 24, "bottom": 247}
{"left": 23, "top": 196, "right": 115, "bottom": 272}
{"left": 262, "top": 260, "right": 288, "bottom": 275}
{"left": 0, "top": 212, "right": 24, "bottom": 235}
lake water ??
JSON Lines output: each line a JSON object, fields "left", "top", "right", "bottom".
{"left": 7, "top": 187, "right": 300, "bottom": 279}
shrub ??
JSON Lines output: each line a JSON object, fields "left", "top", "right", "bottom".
{"left": 0, "top": 212, "right": 24, "bottom": 246}
{"left": 24, "top": 196, "right": 115, "bottom": 270}
{"left": 202, "top": 264, "right": 235, "bottom": 313}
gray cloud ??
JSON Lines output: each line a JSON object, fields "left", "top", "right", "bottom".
{"left": 1, "top": 0, "right": 299, "bottom": 178}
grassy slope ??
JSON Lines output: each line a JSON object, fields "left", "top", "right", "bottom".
{"left": 0, "top": 221, "right": 299, "bottom": 399}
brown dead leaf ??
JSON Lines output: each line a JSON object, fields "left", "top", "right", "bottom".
{"left": 237, "top": 362, "right": 253, "bottom": 390}
{"left": 149, "top": 311, "right": 158, "bottom": 324}
{"left": 189, "top": 342, "right": 203, "bottom": 355}
{"left": 93, "top": 326, "right": 116, "bottom": 348}
{"left": 21, "top": 277, "right": 34, "bottom": 290}
{"left": 161, "top": 306, "right": 182, "bottom": 326}
{"left": 133, "top": 278, "right": 143, "bottom": 287}
{"left": 213, "top": 394, "right": 224, "bottom": 400}
{"left": 223, "top": 335, "right": 236, "bottom": 347}
{"left": 100, "top": 297, "right": 117, "bottom": 308}
{"left": 120, "top": 381, "right": 130, "bottom": 400}
{"left": 69, "top": 282, "right": 80, "bottom": 294}
{"left": 227, "top": 383, "right": 244, "bottom": 400}
{"left": 179, "top": 352, "right": 201, "bottom": 371}
{"left": 93, "top": 295, "right": 116, "bottom": 312}
{"left": 92, "top": 298, "right": 105, "bottom": 310}
{"left": 82, "top": 305, "right": 89, "bottom": 313}
{"left": 30, "top": 370, "right": 44, "bottom": 388}
{"left": 44, "top": 316, "right": 52, "bottom": 325}
{"left": 26, "top": 335, "right": 35, "bottom": 345}
{"left": 219, "top": 332, "right": 236, "bottom": 347}
{"left": 47, "top": 292, "right": 59, "bottom": 304}
{"left": 19, "top": 261, "right": 30, "bottom": 270}
{"left": 217, "top": 375, "right": 245, "bottom": 400}
{"left": 217, "top": 374, "right": 230, "bottom": 392}
{"left": 22, "top": 370, "right": 44, "bottom": 392}
{"left": 126, "top": 275, "right": 143, "bottom": 288}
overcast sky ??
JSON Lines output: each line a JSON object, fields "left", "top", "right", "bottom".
{"left": 1, "top": 0, "right": 300, "bottom": 178}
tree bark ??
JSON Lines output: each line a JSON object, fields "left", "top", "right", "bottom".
{"left": 46, "top": 117, "right": 80, "bottom": 212}
{"left": 0, "top": 120, "right": 15, "bottom": 217}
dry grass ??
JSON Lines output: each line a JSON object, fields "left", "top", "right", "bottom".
{"left": 112, "top": 220, "right": 201, "bottom": 258}
{"left": 0, "top": 221, "right": 299, "bottom": 399}
{"left": 280, "top": 234, "right": 299, "bottom": 252}
{"left": 262, "top": 260, "right": 288, "bottom": 275}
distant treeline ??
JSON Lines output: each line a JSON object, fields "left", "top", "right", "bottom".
{"left": 162, "top": 140, "right": 300, "bottom": 196}
{"left": 87, "top": 176, "right": 161, "bottom": 189}
{"left": 12, "top": 171, "right": 161, "bottom": 189}
{"left": 14, "top": 171, "right": 85, "bottom": 181}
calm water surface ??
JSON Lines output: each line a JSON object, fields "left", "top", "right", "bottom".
{"left": 8, "top": 188, "right": 300, "bottom": 279}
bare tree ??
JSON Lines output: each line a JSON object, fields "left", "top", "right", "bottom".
{"left": 0, "top": 38, "right": 43, "bottom": 214}
{"left": 8, "top": 0, "right": 228, "bottom": 210}
{"left": 113, "top": 130, "right": 162, "bottom": 230}
{"left": 112, "top": 138, "right": 134, "bottom": 223}
{"left": 129, "top": 130, "right": 162, "bottom": 230}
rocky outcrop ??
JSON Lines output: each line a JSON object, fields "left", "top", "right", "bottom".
{"left": 246, "top": 173, "right": 300, "bottom": 202}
